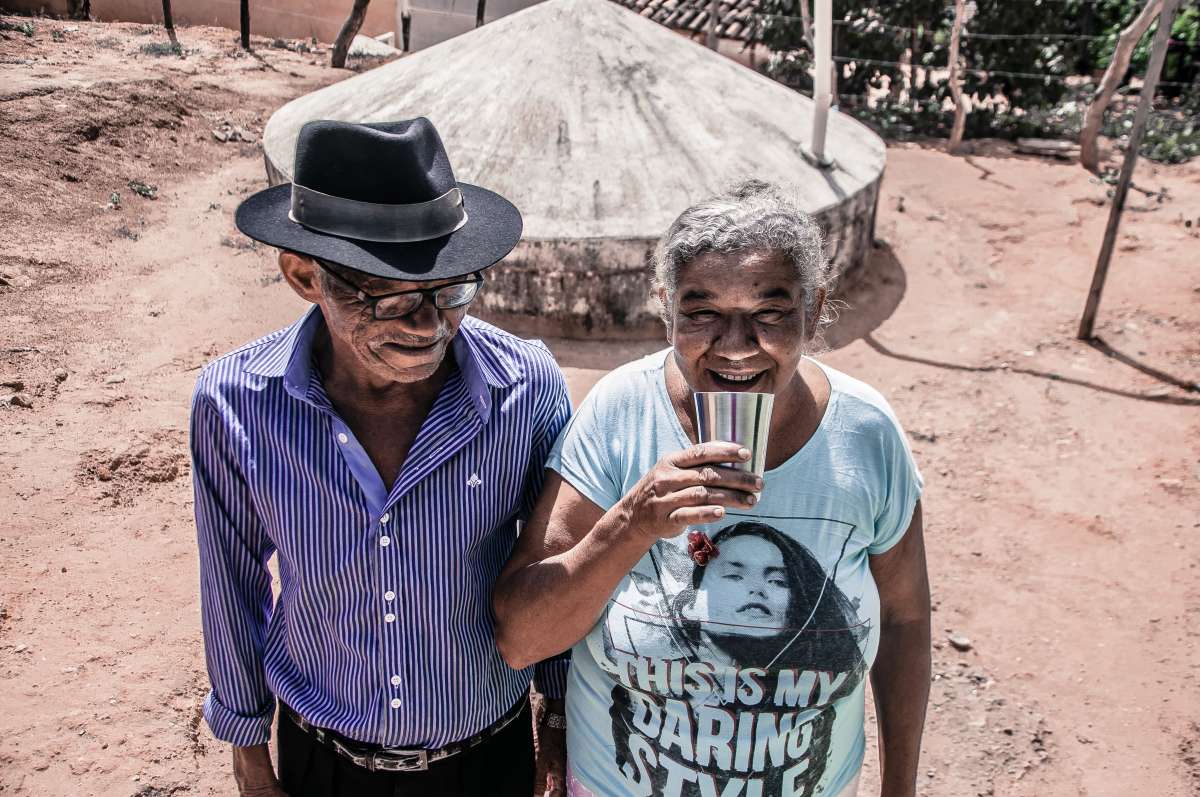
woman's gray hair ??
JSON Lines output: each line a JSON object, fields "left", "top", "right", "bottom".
{"left": 652, "top": 179, "right": 833, "bottom": 322}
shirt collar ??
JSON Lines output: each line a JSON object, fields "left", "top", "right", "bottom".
{"left": 241, "top": 308, "right": 523, "bottom": 419}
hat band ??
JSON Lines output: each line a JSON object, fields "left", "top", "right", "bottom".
{"left": 288, "top": 184, "right": 468, "bottom": 243}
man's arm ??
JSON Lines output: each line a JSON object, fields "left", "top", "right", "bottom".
{"left": 191, "top": 392, "right": 281, "bottom": 794}
{"left": 523, "top": 364, "right": 575, "bottom": 699}
{"left": 868, "top": 502, "right": 931, "bottom": 797}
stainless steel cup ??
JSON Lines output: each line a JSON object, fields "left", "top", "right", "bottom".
{"left": 692, "top": 391, "right": 775, "bottom": 477}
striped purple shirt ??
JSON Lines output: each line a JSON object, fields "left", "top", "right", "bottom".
{"left": 190, "top": 307, "right": 571, "bottom": 748}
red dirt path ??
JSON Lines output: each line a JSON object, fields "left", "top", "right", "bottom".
{"left": 1, "top": 15, "right": 1197, "bottom": 797}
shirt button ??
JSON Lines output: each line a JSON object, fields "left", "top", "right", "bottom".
{"left": 390, "top": 674, "right": 402, "bottom": 686}
{"left": 385, "top": 613, "right": 396, "bottom": 623}
{"left": 390, "top": 698, "right": 402, "bottom": 709}
{"left": 384, "top": 590, "right": 396, "bottom": 601}
{"left": 380, "top": 536, "right": 391, "bottom": 547}
{"left": 380, "top": 513, "right": 391, "bottom": 524}
{"left": 337, "top": 433, "right": 349, "bottom": 444}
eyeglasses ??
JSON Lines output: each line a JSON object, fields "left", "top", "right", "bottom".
{"left": 316, "top": 259, "right": 482, "bottom": 320}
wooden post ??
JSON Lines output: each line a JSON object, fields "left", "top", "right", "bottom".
{"left": 395, "top": 0, "right": 411, "bottom": 52}
{"left": 476, "top": 0, "right": 486, "bottom": 28}
{"left": 706, "top": 0, "right": 719, "bottom": 50}
{"left": 161, "top": 0, "right": 178, "bottom": 46}
{"left": 332, "top": 0, "right": 372, "bottom": 68}
{"left": 239, "top": 0, "right": 250, "bottom": 50}
{"left": 1077, "top": 0, "right": 1180, "bottom": 340}
{"left": 946, "top": 0, "right": 968, "bottom": 153}
{"left": 1080, "top": 0, "right": 1162, "bottom": 173}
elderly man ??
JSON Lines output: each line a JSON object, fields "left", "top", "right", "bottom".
{"left": 191, "top": 118, "right": 569, "bottom": 796}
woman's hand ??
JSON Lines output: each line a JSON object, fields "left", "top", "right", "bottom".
{"left": 620, "top": 442, "right": 762, "bottom": 541}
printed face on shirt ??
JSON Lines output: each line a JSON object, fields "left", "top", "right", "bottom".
{"left": 666, "top": 248, "right": 819, "bottom": 396}
{"left": 691, "top": 535, "right": 791, "bottom": 639}
{"left": 317, "top": 263, "right": 470, "bottom": 384}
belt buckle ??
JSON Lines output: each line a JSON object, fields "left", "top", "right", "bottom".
{"left": 330, "top": 738, "right": 374, "bottom": 772}
{"left": 376, "top": 748, "right": 429, "bottom": 772}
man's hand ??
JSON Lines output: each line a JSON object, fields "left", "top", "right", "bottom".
{"left": 535, "top": 698, "right": 567, "bottom": 797}
{"left": 232, "top": 744, "right": 287, "bottom": 797}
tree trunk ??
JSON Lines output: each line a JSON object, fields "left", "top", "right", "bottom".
{"left": 161, "top": 0, "right": 178, "bottom": 46}
{"left": 240, "top": 0, "right": 250, "bottom": 50}
{"left": 1080, "top": 0, "right": 1162, "bottom": 173}
{"left": 331, "top": 0, "right": 371, "bottom": 68}
{"left": 798, "top": 0, "right": 814, "bottom": 53}
{"left": 475, "top": 0, "right": 486, "bottom": 28}
{"left": 947, "top": 0, "right": 968, "bottom": 152}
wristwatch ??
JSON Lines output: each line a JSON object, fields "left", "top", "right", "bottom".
{"left": 542, "top": 712, "right": 567, "bottom": 730}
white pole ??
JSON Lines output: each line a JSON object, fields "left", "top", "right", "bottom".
{"left": 811, "top": 0, "right": 832, "bottom": 164}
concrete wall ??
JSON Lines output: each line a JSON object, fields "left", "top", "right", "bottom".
{"left": 405, "top": 0, "right": 542, "bottom": 51}
{"left": 3, "top": 0, "right": 399, "bottom": 43}
{"left": 472, "top": 176, "right": 883, "bottom": 340}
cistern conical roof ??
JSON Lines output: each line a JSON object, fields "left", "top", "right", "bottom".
{"left": 262, "top": 0, "right": 885, "bottom": 241}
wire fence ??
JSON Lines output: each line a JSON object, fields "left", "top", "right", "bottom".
{"left": 742, "top": 7, "right": 1199, "bottom": 90}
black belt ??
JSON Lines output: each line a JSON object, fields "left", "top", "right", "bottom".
{"left": 281, "top": 697, "right": 527, "bottom": 773}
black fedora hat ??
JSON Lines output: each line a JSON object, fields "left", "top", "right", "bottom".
{"left": 235, "top": 118, "right": 522, "bottom": 281}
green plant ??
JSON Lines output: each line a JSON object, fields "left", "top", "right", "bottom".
{"left": 0, "top": 19, "right": 36, "bottom": 37}
{"left": 127, "top": 181, "right": 158, "bottom": 199}
{"left": 754, "top": 0, "right": 1198, "bottom": 162}
{"left": 139, "top": 41, "right": 183, "bottom": 56}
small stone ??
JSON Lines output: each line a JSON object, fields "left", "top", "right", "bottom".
{"left": 9, "top": 393, "right": 33, "bottom": 408}
{"left": 0, "top": 378, "right": 24, "bottom": 390}
{"left": 53, "top": 368, "right": 69, "bottom": 382}
{"left": 948, "top": 634, "right": 973, "bottom": 652}
{"left": 104, "top": 375, "right": 126, "bottom": 385}
{"left": 14, "top": 644, "right": 27, "bottom": 653}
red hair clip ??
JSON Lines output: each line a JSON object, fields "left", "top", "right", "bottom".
{"left": 687, "top": 531, "right": 719, "bottom": 566}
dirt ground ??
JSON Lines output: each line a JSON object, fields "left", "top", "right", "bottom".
{"left": 1, "top": 14, "right": 1198, "bottom": 797}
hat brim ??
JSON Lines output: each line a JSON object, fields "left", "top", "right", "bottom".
{"left": 234, "top": 182, "right": 522, "bottom": 281}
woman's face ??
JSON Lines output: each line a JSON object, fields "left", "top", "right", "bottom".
{"left": 665, "top": 248, "right": 813, "bottom": 396}
{"left": 693, "top": 535, "right": 792, "bottom": 639}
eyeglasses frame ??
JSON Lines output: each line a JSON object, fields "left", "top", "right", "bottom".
{"left": 314, "top": 258, "right": 483, "bottom": 320}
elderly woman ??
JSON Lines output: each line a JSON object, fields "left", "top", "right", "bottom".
{"left": 494, "top": 180, "right": 929, "bottom": 797}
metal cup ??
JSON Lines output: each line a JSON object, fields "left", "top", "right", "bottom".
{"left": 692, "top": 392, "right": 775, "bottom": 477}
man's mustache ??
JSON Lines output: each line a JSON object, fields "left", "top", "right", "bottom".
{"left": 371, "top": 330, "right": 450, "bottom": 348}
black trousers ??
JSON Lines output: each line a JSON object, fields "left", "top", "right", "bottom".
{"left": 277, "top": 702, "right": 535, "bottom": 797}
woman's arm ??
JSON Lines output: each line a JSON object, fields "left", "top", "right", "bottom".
{"left": 493, "top": 443, "right": 761, "bottom": 669}
{"left": 868, "top": 502, "right": 930, "bottom": 797}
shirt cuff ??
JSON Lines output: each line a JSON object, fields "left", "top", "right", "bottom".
{"left": 203, "top": 691, "right": 274, "bottom": 747}
{"left": 533, "top": 655, "right": 570, "bottom": 700}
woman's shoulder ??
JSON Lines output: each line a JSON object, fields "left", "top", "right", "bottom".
{"left": 813, "top": 359, "right": 907, "bottom": 435}
{"left": 580, "top": 347, "right": 671, "bottom": 411}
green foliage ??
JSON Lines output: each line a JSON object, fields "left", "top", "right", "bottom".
{"left": 753, "top": 0, "right": 1200, "bottom": 162}
{"left": 1080, "top": 1, "right": 1199, "bottom": 94}
{"left": 139, "top": 41, "right": 183, "bottom": 57}
{"left": 0, "top": 19, "right": 36, "bottom": 37}
{"left": 127, "top": 181, "right": 158, "bottom": 200}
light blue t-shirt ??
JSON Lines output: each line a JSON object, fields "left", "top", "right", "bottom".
{"left": 547, "top": 349, "right": 923, "bottom": 797}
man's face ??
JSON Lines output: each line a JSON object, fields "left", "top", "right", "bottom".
{"left": 314, "top": 261, "right": 474, "bottom": 385}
